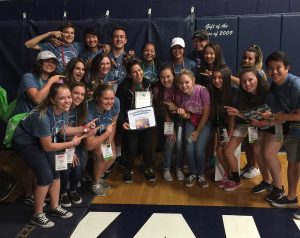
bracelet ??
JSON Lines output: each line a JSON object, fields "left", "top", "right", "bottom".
{"left": 72, "top": 139, "right": 76, "bottom": 147}
{"left": 82, "top": 125, "right": 88, "bottom": 133}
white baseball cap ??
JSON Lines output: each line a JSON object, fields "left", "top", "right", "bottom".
{"left": 37, "top": 50, "right": 58, "bottom": 62}
{"left": 170, "top": 37, "right": 185, "bottom": 48}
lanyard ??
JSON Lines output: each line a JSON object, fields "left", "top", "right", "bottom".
{"left": 61, "top": 44, "right": 76, "bottom": 67}
{"left": 97, "top": 108, "right": 112, "bottom": 134}
{"left": 52, "top": 112, "right": 66, "bottom": 142}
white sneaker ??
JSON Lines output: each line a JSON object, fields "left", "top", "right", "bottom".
{"left": 163, "top": 170, "right": 172, "bottom": 182}
{"left": 176, "top": 169, "right": 185, "bottom": 181}
{"left": 242, "top": 167, "right": 261, "bottom": 179}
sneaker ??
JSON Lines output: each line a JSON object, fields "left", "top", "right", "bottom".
{"left": 240, "top": 164, "right": 250, "bottom": 175}
{"left": 197, "top": 175, "right": 209, "bottom": 188}
{"left": 69, "top": 191, "right": 82, "bottom": 205}
{"left": 48, "top": 205, "right": 73, "bottom": 219}
{"left": 145, "top": 168, "right": 156, "bottom": 182}
{"left": 223, "top": 180, "right": 241, "bottom": 192}
{"left": 163, "top": 170, "right": 172, "bottom": 182}
{"left": 100, "top": 179, "right": 111, "bottom": 190}
{"left": 60, "top": 193, "right": 71, "bottom": 207}
{"left": 293, "top": 209, "right": 300, "bottom": 219}
{"left": 91, "top": 183, "right": 106, "bottom": 196}
{"left": 242, "top": 167, "right": 261, "bottom": 179}
{"left": 176, "top": 169, "right": 185, "bottom": 181}
{"left": 31, "top": 213, "right": 54, "bottom": 228}
{"left": 123, "top": 170, "right": 133, "bottom": 183}
{"left": 252, "top": 181, "right": 273, "bottom": 193}
{"left": 24, "top": 195, "right": 46, "bottom": 207}
{"left": 265, "top": 186, "right": 284, "bottom": 202}
{"left": 271, "top": 196, "right": 298, "bottom": 208}
{"left": 216, "top": 173, "right": 229, "bottom": 189}
{"left": 185, "top": 175, "right": 197, "bottom": 187}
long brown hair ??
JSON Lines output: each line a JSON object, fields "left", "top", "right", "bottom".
{"left": 239, "top": 67, "right": 269, "bottom": 111}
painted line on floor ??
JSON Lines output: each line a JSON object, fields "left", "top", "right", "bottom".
{"left": 222, "top": 215, "right": 260, "bottom": 238}
{"left": 71, "top": 211, "right": 120, "bottom": 238}
{"left": 134, "top": 213, "right": 196, "bottom": 238}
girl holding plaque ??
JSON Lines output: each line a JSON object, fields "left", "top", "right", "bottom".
{"left": 116, "top": 58, "right": 156, "bottom": 183}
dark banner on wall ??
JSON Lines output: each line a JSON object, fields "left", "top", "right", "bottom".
{"left": 196, "top": 16, "right": 238, "bottom": 74}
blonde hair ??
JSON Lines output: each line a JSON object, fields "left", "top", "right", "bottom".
{"left": 177, "top": 69, "right": 195, "bottom": 86}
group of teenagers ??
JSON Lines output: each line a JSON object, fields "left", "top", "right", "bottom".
{"left": 6, "top": 21, "right": 300, "bottom": 228}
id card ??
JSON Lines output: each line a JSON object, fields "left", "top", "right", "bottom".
{"left": 248, "top": 126, "right": 258, "bottom": 143}
{"left": 55, "top": 152, "right": 67, "bottom": 171}
{"left": 135, "top": 91, "right": 151, "bottom": 109}
{"left": 164, "top": 122, "right": 174, "bottom": 135}
{"left": 101, "top": 142, "right": 113, "bottom": 161}
{"left": 219, "top": 127, "right": 229, "bottom": 143}
{"left": 66, "top": 148, "right": 75, "bottom": 164}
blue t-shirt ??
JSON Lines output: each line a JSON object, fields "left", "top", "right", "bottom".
{"left": 39, "top": 42, "right": 83, "bottom": 73}
{"left": 171, "top": 58, "right": 198, "bottom": 77}
{"left": 87, "top": 97, "right": 120, "bottom": 135}
{"left": 14, "top": 107, "right": 69, "bottom": 145}
{"left": 108, "top": 52, "right": 127, "bottom": 85}
{"left": 68, "top": 107, "right": 78, "bottom": 127}
{"left": 79, "top": 48, "right": 104, "bottom": 62}
{"left": 142, "top": 62, "right": 159, "bottom": 83}
{"left": 268, "top": 73, "right": 300, "bottom": 114}
{"left": 14, "top": 73, "right": 47, "bottom": 114}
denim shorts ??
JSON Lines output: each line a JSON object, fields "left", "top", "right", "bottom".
{"left": 284, "top": 135, "right": 300, "bottom": 163}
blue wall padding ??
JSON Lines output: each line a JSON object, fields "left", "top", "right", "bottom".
{"left": 281, "top": 14, "right": 300, "bottom": 75}
{"left": 237, "top": 15, "right": 281, "bottom": 74}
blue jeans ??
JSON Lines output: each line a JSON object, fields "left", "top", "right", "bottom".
{"left": 162, "top": 121, "right": 184, "bottom": 170}
{"left": 184, "top": 120, "right": 211, "bottom": 176}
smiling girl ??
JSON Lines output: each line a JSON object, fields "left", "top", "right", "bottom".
{"left": 224, "top": 67, "right": 269, "bottom": 191}
{"left": 210, "top": 65, "right": 239, "bottom": 188}
{"left": 60, "top": 81, "right": 87, "bottom": 207}
{"left": 64, "top": 58, "right": 86, "bottom": 84}
{"left": 14, "top": 51, "right": 63, "bottom": 115}
{"left": 174, "top": 69, "right": 211, "bottom": 188}
{"left": 141, "top": 42, "right": 159, "bottom": 84}
{"left": 13, "top": 83, "right": 95, "bottom": 228}
{"left": 85, "top": 84, "right": 119, "bottom": 196}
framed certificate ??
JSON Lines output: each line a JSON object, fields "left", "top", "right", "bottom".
{"left": 127, "top": 106, "right": 156, "bottom": 130}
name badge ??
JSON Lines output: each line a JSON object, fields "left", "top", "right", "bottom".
{"left": 248, "top": 126, "right": 258, "bottom": 143}
{"left": 101, "top": 142, "right": 113, "bottom": 161}
{"left": 164, "top": 122, "right": 174, "bottom": 135}
{"left": 66, "top": 148, "right": 75, "bottom": 164}
{"left": 55, "top": 152, "right": 67, "bottom": 171}
{"left": 275, "top": 124, "right": 283, "bottom": 142}
{"left": 219, "top": 127, "right": 229, "bottom": 143}
{"left": 135, "top": 91, "right": 151, "bottom": 109}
